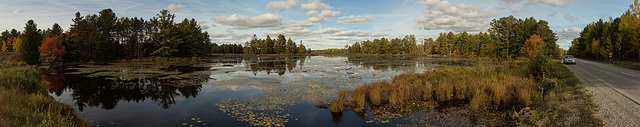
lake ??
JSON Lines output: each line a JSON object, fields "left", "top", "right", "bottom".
{"left": 44, "top": 55, "right": 488, "bottom": 126}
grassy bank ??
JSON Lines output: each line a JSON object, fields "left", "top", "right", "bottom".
{"left": 326, "top": 57, "right": 602, "bottom": 126}
{"left": 0, "top": 53, "right": 91, "bottom": 127}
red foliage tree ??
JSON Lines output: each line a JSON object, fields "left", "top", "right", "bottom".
{"left": 40, "top": 35, "right": 66, "bottom": 62}
{"left": 520, "top": 34, "right": 546, "bottom": 58}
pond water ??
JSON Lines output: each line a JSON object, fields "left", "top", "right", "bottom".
{"left": 44, "top": 55, "right": 487, "bottom": 127}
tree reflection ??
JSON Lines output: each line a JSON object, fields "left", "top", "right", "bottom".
{"left": 243, "top": 56, "right": 305, "bottom": 76}
{"left": 346, "top": 56, "right": 419, "bottom": 72}
{"left": 43, "top": 68, "right": 202, "bottom": 111}
{"left": 346, "top": 56, "right": 472, "bottom": 72}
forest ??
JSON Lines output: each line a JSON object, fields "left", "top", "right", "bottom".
{"left": 0, "top": 9, "right": 313, "bottom": 65}
{"left": 346, "top": 16, "right": 561, "bottom": 58}
{"left": 211, "top": 34, "right": 311, "bottom": 54}
{"left": 242, "top": 34, "right": 311, "bottom": 55}
{"left": 0, "top": 9, "right": 212, "bottom": 64}
{"left": 567, "top": 1, "right": 640, "bottom": 61}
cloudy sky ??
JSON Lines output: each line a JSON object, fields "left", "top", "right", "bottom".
{"left": 0, "top": 0, "right": 632, "bottom": 50}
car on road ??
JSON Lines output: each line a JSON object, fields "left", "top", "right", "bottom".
{"left": 563, "top": 55, "right": 576, "bottom": 64}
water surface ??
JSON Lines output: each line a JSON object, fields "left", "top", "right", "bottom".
{"left": 46, "top": 55, "right": 482, "bottom": 126}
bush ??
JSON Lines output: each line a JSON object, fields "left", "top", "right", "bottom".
{"left": 527, "top": 53, "right": 552, "bottom": 81}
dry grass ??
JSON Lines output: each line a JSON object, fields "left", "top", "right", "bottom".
{"left": 328, "top": 59, "right": 541, "bottom": 113}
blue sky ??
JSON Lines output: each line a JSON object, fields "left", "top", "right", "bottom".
{"left": 0, "top": 0, "right": 632, "bottom": 50}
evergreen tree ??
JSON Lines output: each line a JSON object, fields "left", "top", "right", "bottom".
{"left": 21, "top": 20, "right": 43, "bottom": 65}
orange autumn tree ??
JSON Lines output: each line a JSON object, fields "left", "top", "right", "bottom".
{"left": 39, "top": 35, "right": 66, "bottom": 62}
{"left": 520, "top": 34, "right": 546, "bottom": 58}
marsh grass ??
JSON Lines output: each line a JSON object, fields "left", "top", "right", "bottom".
{"left": 327, "top": 59, "right": 543, "bottom": 114}
{"left": 1, "top": 53, "right": 91, "bottom": 127}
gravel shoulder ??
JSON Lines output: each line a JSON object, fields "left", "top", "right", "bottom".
{"left": 564, "top": 59, "right": 640, "bottom": 126}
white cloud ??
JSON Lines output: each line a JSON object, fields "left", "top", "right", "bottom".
{"left": 213, "top": 13, "right": 284, "bottom": 29}
{"left": 500, "top": 0, "right": 567, "bottom": 7}
{"left": 314, "top": 27, "right": 346, "bottom": 34}
{"left": 415, "top": 0, "right": 497, "bottom": 32}
{"left": 418, "top": 33, "right": 438, "bottom": 39}
{"left": 165, "top": 3, "right": 187, "bottom": 12}
{"left": 301, "top": 1, "right": 333, "bottom": 10}
{"left": 557, "top": 27, "right": 582, "bottom": 43}
{"left": 266, "top": 27, "right": 320, "bottom": 38}
{"left": 433, "top": 16, "right": 459, "bottom": 25}
{"left": 332, "top": 30, "right": 389, "bottom": 37}
{"left": 226, "top": 34, "right": 253, "bottom": 41}
{"left": 305, "top": 10, "right": 318, "bottom": 16}
{"left": 306, "top": 10, "right": 340, "bottom": 23}
{"left": 266, "top": 0, "right": 299, "bottom": 11}
{"left": 286, "top": 20, "right": 316, "bottom": 27}
{"left": 529, "top": 0, "right": 567, "bottom": 6}
{"left": 329, "top": 37, "right": 365, "bottom": 42}
{"left": 209, "top": 33, "right": 229, "bottom": 38}
{"left": 337, "top": 15, "right": 377, "bottom": 24}
{"left": 564, "top": 13, "right": 577, "bottom": 22}
{"left": 285, "top": 27, "right": 316, "bottom": 37}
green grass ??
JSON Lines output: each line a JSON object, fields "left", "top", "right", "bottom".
{"left": 0, "top": 52, "right": 91, "bottom": 127}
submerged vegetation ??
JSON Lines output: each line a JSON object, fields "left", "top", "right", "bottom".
{"left": 0, "top": 53, "right": 90, "bottom": 126}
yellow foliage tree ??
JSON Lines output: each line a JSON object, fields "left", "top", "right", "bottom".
{"left": 12, "top": 37, "right": 22, "bottom": 53}
{"left": 520, "top": 34, "right": 546, "bottom": 58}
{"left": 1, "top": 40, "right": 7, "bottom": 52}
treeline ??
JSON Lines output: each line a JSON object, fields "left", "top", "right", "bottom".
{"left": 243, "top": 34, "right": 311, "bottom": 55}
{"left": 347, "top": 16, "right": 560, "bottom": 58}
{"left": 0, "top": 9, "right": 213, "bottom": 64}
{"left": 67, "top": 9, "right": 211, "bottom": 60}
{"left": 568, "top": 1, "right": 640, "bottom": 61}
{"left": 212, "top": 44, "right": 243, "bottom": 54}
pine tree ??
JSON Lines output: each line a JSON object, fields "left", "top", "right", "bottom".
{"left": 21, "top": 20, "right": 43, "bottom": 65}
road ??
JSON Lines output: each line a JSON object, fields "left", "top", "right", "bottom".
{"left": 564, "top": 58, "right": 640, "bottom": 126}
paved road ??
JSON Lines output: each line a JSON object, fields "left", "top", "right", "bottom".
{"left": 564, "top": 58, "right": 640, "bottom": 126}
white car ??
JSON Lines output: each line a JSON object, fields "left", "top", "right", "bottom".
{"left": 563, "top": 55, "right": 576, "bottom": 65}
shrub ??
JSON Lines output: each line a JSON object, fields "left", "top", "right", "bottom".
{"left": 527, "top": 53, "right": 552, "bottom": 81}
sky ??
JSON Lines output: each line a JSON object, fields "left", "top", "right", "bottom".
{"left": 0, "top": 0, "right": 632, "bottom": 50}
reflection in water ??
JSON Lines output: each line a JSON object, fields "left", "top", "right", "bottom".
{"left": 243, "top": 56, "right": 307, "bottom": 76}
{"left": 347, "top": 56, "right": 472, "bottom": 72}
{"left": 43, "top": 68, "right": 202, "bottom": 111}
{"left": 44, "top": 55, "right": 483, "bottom": 126}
